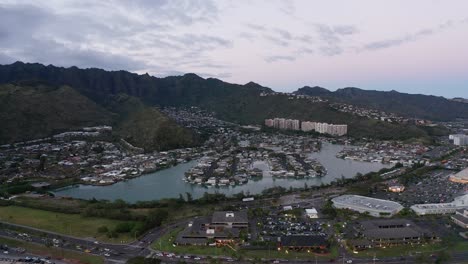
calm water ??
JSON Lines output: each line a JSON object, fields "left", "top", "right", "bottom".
{"left": 54, "top": 143, "right": 390, "bottom": 202}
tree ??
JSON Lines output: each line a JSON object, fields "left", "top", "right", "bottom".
{"left": 145, "top": 209, "right": 169, "bottom": 229}
{"left": 178, "top": 193, "right": 185, "bottom": 203}
{"left": 185, "top": 192, "right": 193, "bottom": 202}
{"left": 114, "top": 222, "right": 135, "bottom": 233}
{"left": 97, "top": 226, "right": 108, "bottom": 233}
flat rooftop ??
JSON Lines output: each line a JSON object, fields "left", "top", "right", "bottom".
{"left": 450, "top": 167, "right": 468, "bottom": 181}
{"left": 211, "top": 211, "right": 248, "bottom": 224}
{"left": 359, "top": 219, "right": 427, "bottom": 239}
{"left": 332, "top": 195, "right": 403, "bottom": 212}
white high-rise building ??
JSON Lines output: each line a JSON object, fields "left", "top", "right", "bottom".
{"left": 265, "top": 118, "right": 347, "bottom": 136}
{"left": 265, "top": 119, "right": 274, "bottom": 127}
{"left": 315, "top": 123, "right": 329, "bottom": 134}
{"left": 451, "top": 134, "right": 468, "bottom": 146}
{"left": 288, "top": 119, "right": 300, "bottom": 130}
{"left": 301, "top": 121, "right": 316, "bottom": 132}
{"left": 330, "top": 124, "right": 347, "bottom": 136}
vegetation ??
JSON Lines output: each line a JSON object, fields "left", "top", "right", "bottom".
{"left": 116, "top": 106, "right": 198, "bottom": 151}
{"left": 0, "top": 82, "right": 199, "bottom": 151}
{"left": 0, "top": 83, "right": 112, "bottom": 144}
{"left": 126, "top": 257, "right": 161, "bottom": 264}
{"left": 0, "top": 206, "right": 138, "bottom": 243}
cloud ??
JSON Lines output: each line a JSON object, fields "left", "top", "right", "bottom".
{"left": 265, "top": 55, "right": 296, "bottom": 63}
{"left": 274, "top": 28, "right": 293, "bottom": 40}
{"left": 263, "top": 34, "right": 290, "bottom": 47}
{"left": 239, "top": 32, "right": 255, "bottom": 41}
{"left": 0, "top": 1, "right": 232, "bottom": 78}
{"left": 279, "top": 1, "right": 295, "bottom": 16}
{"left": 295, "top": 48, "right": 314, "bottom": 55}
{"left": 296, "top": 35, "right": 313, "bottom": 43}
{"left": 115, "top": 0, "right": 219, "bottom": 26}
{"left": 246, "top": 23, "right": 267, "bottom": 31}
{"left": 256, "top": 27, "right": 313, "bottom": 47}
{"left": 361, "top": 19, "right": 468, "bottom": 52}
{"left": 361, "top": 21, "right": 459, "bottom": 52}
{"left": 197, "top": 72, "right": 232, "bottom": 79}
{"left": 332, "top": 25, "right": 358, "bottom": 35}
{"left": 313, "top": 24, "right": 358, "bottom": 56}
{"left": 319, "top": 46, "right": 343, "bottom": 56}
{"left": 363, "top": 29, "right": 434, "bottom": 51}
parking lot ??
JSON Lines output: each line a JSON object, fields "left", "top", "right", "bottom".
{"left": 373, "top": 169, "right": 466, "bottom": 206}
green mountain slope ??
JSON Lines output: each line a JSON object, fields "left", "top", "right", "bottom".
{"left": 294, "top": 86, "right": 468, "bottom": 121}
{"left": 116, "top": 107, "right": 198, "bottom": 151}
{"left": 0, "top": 83, "right": 198, "bottom": 151}
{"left": 0, "top": 62, "right": 450, "bottom": 141}
{"left": 0, "top": 83, "right": 113, "bottom": 144}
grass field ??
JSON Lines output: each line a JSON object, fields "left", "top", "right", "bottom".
{"left": 0, "top": 206, "right": 136, "bottom": 243}
{"left": 353, "top": 243, "right": 446, "bottom": 258}
{"left": 0, "top": 236, "right": 103, "bottom": 264}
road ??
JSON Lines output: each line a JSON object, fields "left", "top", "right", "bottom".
{"left": 0, "top": 220, "right": 174, "bottom": 263}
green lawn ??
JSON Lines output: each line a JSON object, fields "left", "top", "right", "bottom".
{"left": 240, "top": 247, "right": 338, "bottom": 261}
{"left": 353, "top": 243, "right": 447, "bottom": 258}
{"left": 0, "top": 236, "right": 103, "bottom": 264}
{"left": 0, "top": 206, "right": 136, "bottom": 243}
{"left": 451, "top": 240, "right": 468, "bottom": 252}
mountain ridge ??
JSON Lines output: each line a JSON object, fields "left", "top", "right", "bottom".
{"left": 293, "top": 85, "right": 468, "bottom": 121}
{"left": 0, "top": 61, "right": 457, "bottom": 143}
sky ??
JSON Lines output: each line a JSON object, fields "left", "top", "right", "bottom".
{"left": 0, "top": 0, "right": 467, "bottom": 98}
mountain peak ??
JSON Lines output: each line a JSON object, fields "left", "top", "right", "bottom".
{"left": 183, "top": 73, "right": 203, "bottom": 79}
{"left": 244, "top": 81, "right": 262, "bottom": 87}
{"left": 294, "top": 86, "right": 331, "bottom": 95}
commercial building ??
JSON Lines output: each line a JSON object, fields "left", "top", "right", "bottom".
{"left": 176, "top": 211, "right": 248, "bottom": 245}
{"left": 450, "top": 134, "right": 468, "bottom": 146}
{"left": 451, "top": 209, "right": 468, "bottom": 229}
{"left": 278, "top": 235, "right": 328, "bottom": 252}
{"left": 411, "top": 194, "right": 468, "bottom": 215}
{"left": 351, "top": 219, "right": 439, "bottom": 250}
{"left": 305, "top": 208, "right": 318, "bottom": 219}
{"left": 211, "top": 211, "right": 249, "bottom": 228}
{"left": 449, "top": 167, "right": 468, "bottom": 184}
{"left": 331, "top": 195, "right": 404, "bottom": 217}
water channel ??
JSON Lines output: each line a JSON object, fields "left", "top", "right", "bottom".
{"left": 54, "top": 143, "right": 390, "bottom": 203}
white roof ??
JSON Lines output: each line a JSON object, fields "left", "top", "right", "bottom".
{"left": 305, "top": 208, "right": 318, "bottom": 214}
{"left": 452, "top": 168, "right": 468, "bottom": 180}
{"left": 332, "top": 195, "right": 403, "bottom": 212}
